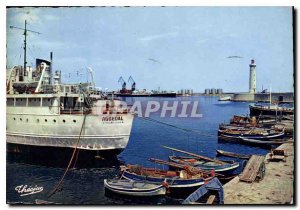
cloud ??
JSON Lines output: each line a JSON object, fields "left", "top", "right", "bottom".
{"left": 43, "top": 14, "right": 60, "bottom": 21}
{"left": 9, "top": 8, "right": 41, "bottom": 25}
{"left": 7, "top": 8, "right": 60, "bottom": 27}
{"left": 138, "top": 31, "right": 178, "bottom": 42}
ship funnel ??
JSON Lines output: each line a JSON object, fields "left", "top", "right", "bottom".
{"left": 50, "top": 52, "right": 53, "bottom": 84}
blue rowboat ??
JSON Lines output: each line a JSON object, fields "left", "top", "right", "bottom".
{"left": 104, "top": 179, "right": 166, "bottom": 196}
{"left": 168, "top": 156, "right": 239, "bottom": 174}
{"left": 121, "top": 165, "right": 213, "bottom": 189}
{"left": 183, "top": 177, "right": 224, "bottom": 204}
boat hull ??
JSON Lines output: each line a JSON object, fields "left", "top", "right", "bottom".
{"left": 216, "top": 150, "right": 250, "bottom": 160}
{"left": 239, "top": 138, "right": 288, "bottom": 146}
{"left": 6, "top": 133, "right": 130, "bottom": 151}
{"left": 121, "top": 171, "right": 207, "bottom": 188}
{"left": 218, "top": 96, "right": 231, "bottom": 101}
{"left": 104, "top": 179, "right": 166, "bottom": 196}
{"left": 249, "top": 105, "right": 294, "bottom": 117}
{"left": 168, "top": 156, "right": 239, "bottom": 174}
{"left": 218, "top": 129, "right": 285, "bottom": 140}
{"left": 6, "top": 111, "right": 134, "bottom": 152}
{"left": 218, "top": 136, "right": 288, "bottom": 148}
{"left": 6, "top": 142, "right": 123, "bottom": 167}
{"left": 115, "top": 93, "right": 177, "bottom": 97}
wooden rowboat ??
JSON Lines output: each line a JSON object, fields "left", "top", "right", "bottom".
{"left": 218, "top": 128, "right": 285, "bottom": 140}
{"left": 216, "top": 149, "right": 251, "bottom": 160}
{"left": 168, "top": 156, "right": 239, "bottom": 174}
{"left": 239, "top": 137, "right": 288, "bottom": 145}
{"left": 161, "top": 145, "right": 239, "bottom": 175}
{"left": 104, "top": 179, "right": 166, "bottom": 196}
{"left": 121, "top": 164, "right": 214, "bottom": 189}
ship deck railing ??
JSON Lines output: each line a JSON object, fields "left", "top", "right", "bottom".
{"left": 57, "top": 106, "right": 131, "bottom": 115}
{"left": 42, "top": 84, "right": 101, "bottom": 96}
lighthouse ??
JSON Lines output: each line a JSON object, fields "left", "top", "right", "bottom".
{"left": 249, "top": 59, "right": 256, "bottom": 93}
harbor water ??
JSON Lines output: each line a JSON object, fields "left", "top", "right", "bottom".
{"left": 6, "top": 96, "right": 269, "bottom": 204}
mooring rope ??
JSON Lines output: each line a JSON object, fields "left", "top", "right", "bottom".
{"left": 48, "top": 114, "right": 87, "bottom": 197}
{"left": 139, "top": 116, "right": 216, "bottom": 138}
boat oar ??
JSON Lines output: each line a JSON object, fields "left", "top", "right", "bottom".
{"left": 148, "top": 158, "right": 206, "bottom": 172}
{"left": 161, "top": 145, "right": 227, "bottom": 165}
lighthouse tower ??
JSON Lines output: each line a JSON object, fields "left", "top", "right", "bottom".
{"left": 249, "top": 59, "right": 256, "bottom": 93}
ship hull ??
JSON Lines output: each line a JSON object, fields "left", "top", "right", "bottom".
{"left": 114, "top": 93, "right": 177, "bottom": 97}
{"left": 7, "top": 106, "right": 134, "bottom": 154}
{"left": 6, "top": 133, "right": 130, "bottom": 151}
{"left": 6, "top": 143, "right": 123, "bottom": 167}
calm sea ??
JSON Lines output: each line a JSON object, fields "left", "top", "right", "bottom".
{"left": 6, "top": 96, "right": 269, "bottom": 205}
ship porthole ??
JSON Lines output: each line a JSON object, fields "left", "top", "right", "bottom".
{"left": 63, "top": 120, "right": 66, "bottom": 123}
{"left": 73, "top": 120, "right": 76, "bottom": 123}
{"left": 13, "top": 118, "right": 16, "bottom": 120}
{"left": 53, "top": 119, "right": 56, "bottom": 123}
{"left": 20, "top": 118, "right": 22, "bottom": 121}
{"left": 45, "top": 119, "right": 47, "bottom": 122}
{"left": 26, "top": 119, "right": 28, "bottom": 122}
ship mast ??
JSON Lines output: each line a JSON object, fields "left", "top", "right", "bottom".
{"left": 10, "top": 20, "right": 41, "bottom": 70}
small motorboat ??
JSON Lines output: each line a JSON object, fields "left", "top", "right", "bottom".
{"left": 168, "top": 156, "right": 239, "bottom": 174}
{"left": 218, "top": 95, "right": 231, "bottom": 101}
{"left": 104, "top": 179, "right": 166, "bottom": 196}
{"left": 121, "top": 164, "right": 214, "bottom": 189}
{"left": 216, "top": 149, "right": 251, "bottom": 160}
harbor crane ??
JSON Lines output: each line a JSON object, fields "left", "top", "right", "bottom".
{"left": 128, "top": 76, "right": 136, "bottom": 91}
{"left": 118, "top": 76, "right": 126, "bottom": 91}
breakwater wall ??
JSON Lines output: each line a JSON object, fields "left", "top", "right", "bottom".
{"left": 232, "top": 92, "right": 294, "bottom": 103}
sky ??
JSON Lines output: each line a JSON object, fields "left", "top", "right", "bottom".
{"left": 6, "top": 7, "right": 294, "bottom": 93}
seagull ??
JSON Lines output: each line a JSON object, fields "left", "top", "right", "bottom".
{"left": 227, "top": 56, "right": 243, "bottom": 59}
{"left": 148, "top": 58, "right": 161, "bottom": 64}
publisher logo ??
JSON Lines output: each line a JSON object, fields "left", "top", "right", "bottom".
{"left": 15, "top": 185, "right": 43, "bottom": 197}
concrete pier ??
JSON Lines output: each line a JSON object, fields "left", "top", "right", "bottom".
{"left": 223, "top": 142, "right": 294, "bottom": 204}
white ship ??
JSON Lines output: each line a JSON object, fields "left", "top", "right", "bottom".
{"left": 6, "top": 21, "right": 134, "bottom": 158}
